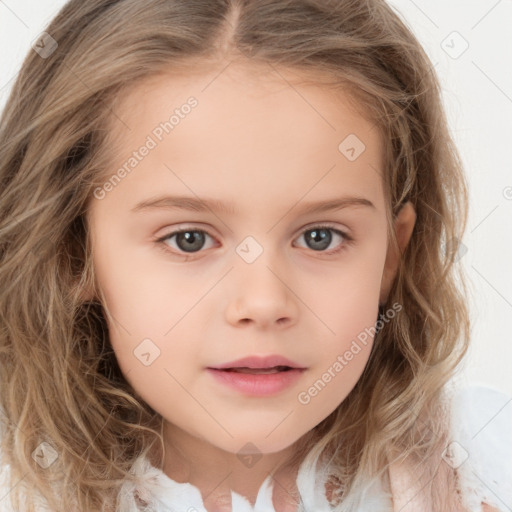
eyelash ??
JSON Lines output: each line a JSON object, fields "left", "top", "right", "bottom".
{"left": 154, "top": 223, "right": 354, "bottom": 258}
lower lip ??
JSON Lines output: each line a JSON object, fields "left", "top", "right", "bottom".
{"left": 206, "top": 368, "right": 305, "bottom": 396}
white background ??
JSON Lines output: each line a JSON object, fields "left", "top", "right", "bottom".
{"left": 1, "top": 1, "right": 511, "bottom": 396}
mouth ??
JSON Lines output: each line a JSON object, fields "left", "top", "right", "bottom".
{"left": 206, "top": 366, "right": 305, "bottom": 395}
{"left": 216, "top": 366, "right": 294, "bottom": 374}
{"left": 209, "top": 354, "right": 304, "bottom": 372}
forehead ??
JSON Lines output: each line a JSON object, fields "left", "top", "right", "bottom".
{"left": 110, "top": 60, "right": 381, "bottom": 145}
{"left": 99, "top": 61, "right": 386, "bottom": 214}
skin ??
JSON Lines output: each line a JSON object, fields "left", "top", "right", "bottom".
{"left": 86, "top": 61, "right": 416, "bottom": 511}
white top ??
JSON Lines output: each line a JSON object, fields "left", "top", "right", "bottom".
{"left": 1, "top": 384, "right": 511, "bottom": 511}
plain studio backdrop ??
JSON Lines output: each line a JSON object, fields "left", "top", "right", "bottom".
{"left": 0, "top": 0, "right": 511, "bottom": 397}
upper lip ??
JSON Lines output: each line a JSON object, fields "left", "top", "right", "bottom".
{"left": 208, "top": 355, "right": 305, "bottom": 370}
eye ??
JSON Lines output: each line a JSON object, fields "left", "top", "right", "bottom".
{"left": 293, "top": 224, "right": 352, "bottom": 254}
{"left": 156, "top": 228, "right": 216, "bottom": 254}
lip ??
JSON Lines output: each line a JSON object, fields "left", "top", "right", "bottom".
{"left": 206, "top": 367, "right": 306, "bottom": 396}
{"left": 207, "top": 354, "right": 305, "bottom": 370}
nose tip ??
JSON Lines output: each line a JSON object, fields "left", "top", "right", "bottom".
{"left": 225, "top": 265, "right": 298, "bottom": 329}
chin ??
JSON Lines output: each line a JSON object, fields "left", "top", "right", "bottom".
{"left": 216, "top": 434, "right": 303, "bottom": 458}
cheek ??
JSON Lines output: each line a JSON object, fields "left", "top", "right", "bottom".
{"left": 93, "top": 252, "right": 207, "bottom": 390}
{"left": 315, "top": 246, "right": 386, "bottom": 333}
{"left": 298, "top": 289, "right": 379, "bottom": 417}
{"left": 92, "top": 236, "right": 179, "bottom": 335}
{"left": 303, "top": 244, "right": 386, "bottom": 392}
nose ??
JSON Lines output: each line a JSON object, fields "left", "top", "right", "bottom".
{"left": 225, "top": 256, "right": 299, "bottom": 329}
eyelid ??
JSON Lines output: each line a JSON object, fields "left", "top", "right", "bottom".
{"left": 297, "top": 221, "right": 351, "bottom": 237}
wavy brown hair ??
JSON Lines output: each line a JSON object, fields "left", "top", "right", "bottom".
{"left": 0, "top": 0, "right": 470, "bottom": 510}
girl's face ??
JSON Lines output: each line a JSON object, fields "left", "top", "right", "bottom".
{"left": 87, "top": 63, "right": 413, "bottom": 460}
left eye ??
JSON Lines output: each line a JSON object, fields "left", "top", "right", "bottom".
{"left": 156, "top": 225, "right": 351, "bottom": 255}
{"left": 294, "top": 225, "right": 349, "bottom": 253}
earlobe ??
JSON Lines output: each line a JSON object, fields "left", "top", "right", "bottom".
{"left": 379, "top": 201, "right": 416, "bottom": 305}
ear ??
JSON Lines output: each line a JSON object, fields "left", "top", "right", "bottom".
{"left": 379, "top": 201, "right": 416, "bottom": 305}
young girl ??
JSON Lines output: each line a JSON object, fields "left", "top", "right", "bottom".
{"left": 0, "top": 0, "right": 510, "bottom": 511}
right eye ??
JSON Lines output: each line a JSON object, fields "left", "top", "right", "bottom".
{"left": 156, "top": 228, "right": 217, "bottom": 254}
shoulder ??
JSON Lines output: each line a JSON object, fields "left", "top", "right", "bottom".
{"left": 446, "top": 383, "right": 512, "bottom": 512}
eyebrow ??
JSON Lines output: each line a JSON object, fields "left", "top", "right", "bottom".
{"left": 130, "top": 194, "right": 375, "bottom": 216}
